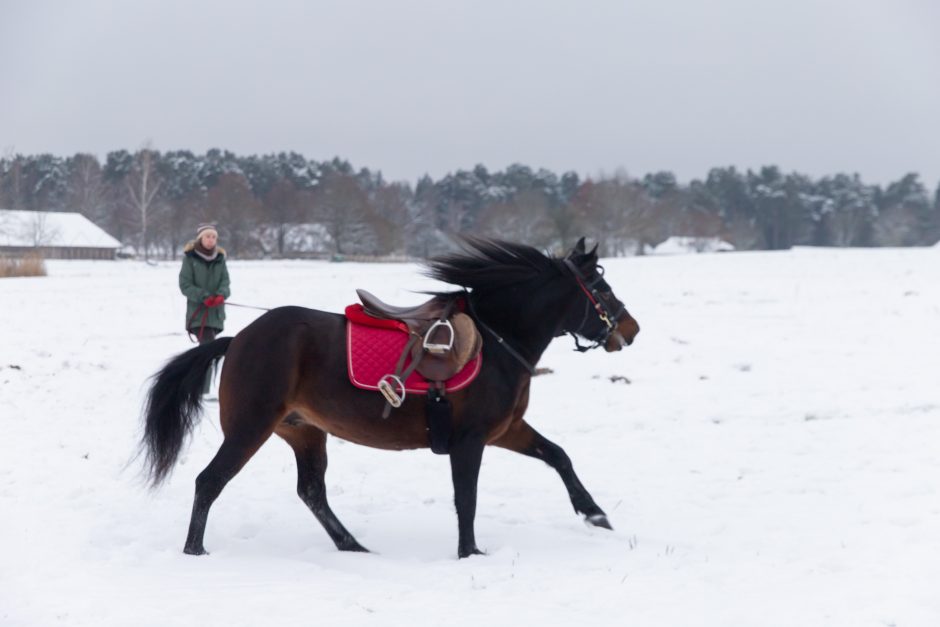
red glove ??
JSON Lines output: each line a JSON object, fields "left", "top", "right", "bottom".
{"left": 203, "top": 295, "right": 225, "bottom": 307}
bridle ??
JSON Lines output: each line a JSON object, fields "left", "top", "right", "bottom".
{"left": 563, "top": 258, "right": 626, "bottom": 352}
{"left": 464, "top": 255, "right": 628, "bottom": 373}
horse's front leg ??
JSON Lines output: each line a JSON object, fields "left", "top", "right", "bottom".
{"left": 449, "top": 433, "right": 486, "bottom": 558}
{"left": 493, "top": 418, "right": 612, "bottom": 529}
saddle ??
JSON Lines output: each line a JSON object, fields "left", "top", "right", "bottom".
{"left": 357, "top": 289, "right": 482, "bottom": 382}
{"left": 346, "top": 290, "right": 482, "bottom": 400}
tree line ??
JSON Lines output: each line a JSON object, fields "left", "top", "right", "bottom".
{"left": 1, "top": 149, "right": 938, "bottom": 259}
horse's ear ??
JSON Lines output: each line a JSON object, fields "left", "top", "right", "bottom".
{"left": 587, "top": 242, "right": 598, "bottom": 259}
{"left": 572, "top": 237, "right": 586, "bottom": 256}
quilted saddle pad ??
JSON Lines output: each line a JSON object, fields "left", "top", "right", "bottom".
{"left": 345, "top": 304, "right": 482, "bottom": 394}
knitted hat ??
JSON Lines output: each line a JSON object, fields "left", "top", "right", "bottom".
{"left": 196, "top": 223, "right": 218, "bottom": 238}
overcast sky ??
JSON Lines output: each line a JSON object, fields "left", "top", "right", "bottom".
{"left": 2, "top": 0, "right": 938, "bottom": 186}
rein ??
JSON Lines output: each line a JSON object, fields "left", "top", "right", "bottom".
{"left": 187, "top": 301, "right": 272, "bottom": 343}
{"left": 463, "top": 291, "right": 537, "bottom": 375}
{"left": 187, "top": 305, "right": 211, "bottom": 343}
{"left": 226, "top": 302, "right": 272, "bottom": 311}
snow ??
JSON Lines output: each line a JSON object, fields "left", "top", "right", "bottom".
{"left": 651, "top": 236, "right": 735, "bottom": 255}
{"left": 1, "top": 247, "right": 938, "bottom": 626}
{"left": 0, "top": 209, "right": 121, "bottom": 249}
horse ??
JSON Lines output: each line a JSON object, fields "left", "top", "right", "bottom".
{"left": 141, "top": 237, "right": 640, "bottom": 558}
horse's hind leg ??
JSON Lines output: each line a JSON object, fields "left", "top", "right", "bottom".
{"left": 492, "top": 419, "right": 612, "bottom": 529}
{"left": 184, "top": 436, "right": 266, "bottom": 555}
{"left": 275, "top": 419, "right": 368, "bottom": 553}
{"left": 450, "top": 433, "right": 487, "bottom": 558}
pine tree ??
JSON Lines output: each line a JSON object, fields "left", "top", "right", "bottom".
{"left": 875, "top": 173, "right": 931, "bottom": 246}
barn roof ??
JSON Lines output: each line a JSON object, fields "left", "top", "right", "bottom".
{"left": 0, "top": 209, "right": 121, "bottom": 249}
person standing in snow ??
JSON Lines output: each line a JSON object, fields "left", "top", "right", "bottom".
{"left": 179, "top": 223, "right": 231, "bottom": 344}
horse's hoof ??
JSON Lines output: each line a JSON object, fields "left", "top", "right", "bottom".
{"left": 585, "top": 514, "right": 613, "bottom": 530}
{"left": 458, "top": 547, "right": 486, "bottom": 559}
{"left": 183, "top": 546, "right": 209, "bottom": 556}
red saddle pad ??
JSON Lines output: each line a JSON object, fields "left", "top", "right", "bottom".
{"left": 345, "top": 304, "right": 482, "bottom": 394}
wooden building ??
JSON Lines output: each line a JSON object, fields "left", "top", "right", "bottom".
{"left": 0, "top": 209, "right": 122, "bottom": 260}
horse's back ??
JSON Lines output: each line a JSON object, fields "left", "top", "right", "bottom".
{"left": 242, "top": 304, "right": 341, "bottom": 331}
{"left": 218, "top": 306, "right": 344, "bottom": 416}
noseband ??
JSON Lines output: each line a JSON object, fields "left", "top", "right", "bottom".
{"left": 563, "top": 259, "right": 626, "bottom": 352}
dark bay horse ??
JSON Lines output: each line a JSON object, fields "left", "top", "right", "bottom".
{"left": 142, "top": 237, "right": 640, "bottom": 558}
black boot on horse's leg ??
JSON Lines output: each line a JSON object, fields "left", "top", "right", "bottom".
{"left": 184, "top": 440, "right": 249, "bottom": 555}
{"left": 284, "top": 424, "right": 368, "bottom": 553}
{"left": 449, "top": 435, "right": 486, "bottom": 558}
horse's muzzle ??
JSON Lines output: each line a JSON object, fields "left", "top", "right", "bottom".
{"left": 605, "top": 316, "right": 639, "bottom": 352}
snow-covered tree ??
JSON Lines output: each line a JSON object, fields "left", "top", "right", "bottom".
{"left": 817, "top": 174, "right": 877, "bottom": 247}
{"left": 314, "top": 171, "right": 378, "bottom": 255}
{"left": 478, "top": 189, "right": 556, "bottom": 249}
{"left": 17, "top": 154, "right": 70, "bottom": 212}
{"left": 160, "top": 151, "right": 207, "bottom": 257}
{"left": 125, "top": 147, "right": 164, "bottom": 260}
{"left": 705, "top": 166, "right": 757, "bottom": 248}
{"left": 65, "top": 154, "right": 108, "bottom": 225}
{"left": 575, "top": 175, "right": 661, "bottom": 256}
{"left": 206, "top": 172, "right": 261, "bottom": 257}
{"left": 873, "top": 173, "right": 932, "bottom": 246}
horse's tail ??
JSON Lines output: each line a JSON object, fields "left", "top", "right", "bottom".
{"left": 142, "top": 337, "right": 233, "bottom": 487}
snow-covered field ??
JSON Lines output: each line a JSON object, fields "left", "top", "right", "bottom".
{"left": 1, "top": 247, "right": 938, "bottom": 626}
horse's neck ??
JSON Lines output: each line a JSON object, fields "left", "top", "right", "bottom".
{"left": 472, "top": 293, "right": 564, "bottom": 366}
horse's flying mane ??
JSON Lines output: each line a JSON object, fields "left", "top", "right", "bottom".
{"left": 424, "top": 237, "right": 563, "bottom": 292}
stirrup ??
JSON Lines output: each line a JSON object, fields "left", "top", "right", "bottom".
{"left": 378, "top": 374, "right": 406, "bottom": 407}
{"left": 423, "top": 319, "right": 455, "bottom": 354}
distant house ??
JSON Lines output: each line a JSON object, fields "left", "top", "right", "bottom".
{"left": 651, "top": 236, "right": 735, "bottom": 255}
{"left": 0, "top": 209, "right": 122, "bottom": 260}
{"left": 256, "top": 222, "right": 334, "bottom": 258}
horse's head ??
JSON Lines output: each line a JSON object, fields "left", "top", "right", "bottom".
{"left": 561, "top": 237, "right": 640, "bottom": 352}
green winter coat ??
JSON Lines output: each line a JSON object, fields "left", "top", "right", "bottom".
{"left": 179, "top": 241, "right": 231, "bottom": 332}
